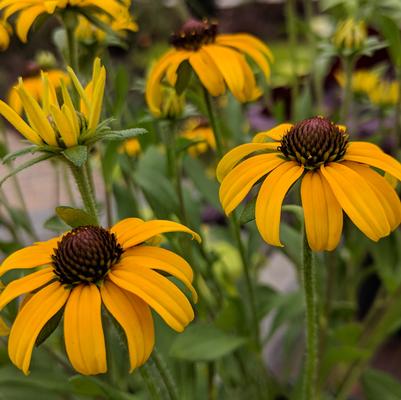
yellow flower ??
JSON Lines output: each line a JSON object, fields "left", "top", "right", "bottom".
{"left": 333, "top": 18, "right": 367, "bottom": 53}
{"left": 217, "top": 116, "right": 401, "bottom": 252}
{"left": 335, "top": 69, "right": 379, "bottom": 95}
{"left": 0, "top": 18, "right": 11, "bottom": 50}
{"left": 120, "top": 137, "right": 141, "bottom": 156}
{"left": 145, "top": 18, "right": 273, "bottom": 116}
{"left": 181, "top": 119, "right": 215, "bottom": 156}
{"left": 0, "top": 0, "right": 132, "bottom": 42}
{"left": 0, "top": 57, "right": 105, "bottom": 147}
{"left": 0, "top": 218, "right": 199, "bottom": 375}
{"left": 368, "top": 80, "right": 399, "bottom": 107}
{"left": 7, "top": 69, "right": 70, "bottom": 115}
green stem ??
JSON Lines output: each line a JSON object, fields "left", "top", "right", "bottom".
{"left": 62, "top": 164, "right": 77, "bottom": 206}
{"left": 63, "top": 13, "right": 78, "bottom": 71}
{"left": 340, "top": 56, "right": 355, "bottom": 123}
{"left": 301, "top": 232, "right": 318, "bottom": 400}
{"left": 394, "top": 66, "right": 401, "bottom": 148}
{"left": 69, "top": 162, "right": 99, "bottom": 224}
{"left": 202, "top": 88, "right": 224, "bottom": 158}
{"left": 286, "top": 0, "right": 299, "bottom": 120}
{"left": 152, "top": 348, "right": 179, "bottom": 400}
{"left": 231, "top": 213, "right": 261, "bottom": 352}
{"left": 140, "top": 365, "right": 161, "bottom": 400}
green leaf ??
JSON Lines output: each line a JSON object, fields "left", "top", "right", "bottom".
{"left": 0, "top": 153, "right": 54, "bottom": 186}
{"left": 100, "top": 128, "right": 147, "bottom": 141}
{"left": 56, "top": 206, "right": 97, "bottom": 227}
{"left": 2, "top": 145, "right": 39, "bottom": 164}
{"left": 170, "top": 323, "right": 247, "bottom": 361}
{"left": 101, "top": 141, "right": 121, "bottom": 190}
{"left": 376, "top": 15, "right": 401, "bottom": 67}
{"left": 62, "top": 145, "right": 87, "bottom": 167}
{"left": 239, "top": 197, "right": 256, "bottom": 225}
{"left": 43, "top": 215, "right": 69, "bottom": 232}
{"left": 175, "top": 60, "right": 192, "bottom": 95}
{"left": 362, "top": 369, "right": 401, "bottom": 400}
{"left": 35, "top": 307, "right": 64, "bottom": 347}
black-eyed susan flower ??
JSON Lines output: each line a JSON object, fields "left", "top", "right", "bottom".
{"left": 0, "top": 218, "right": 199, "bottom": 375}
{"left": 0, "top": 57, "right": 105, "bottom": 148}
{"left": 0, "top": 18, "right": 11, "bottom": 50}
{"left": 217, "top": 116, "right": 401, "bottom": 252}
{"left": 0, "top": 0, "right": 132, "bottom": 43}
{"left": 145, "top": 18, "right": 273, "bottom": 116}
{"left": 181, "top": 119, "right": 215, "bottom": 156}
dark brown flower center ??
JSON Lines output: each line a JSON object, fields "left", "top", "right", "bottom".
{"left": 279, "top": 116, "right": 349, "bottom": 169}
{"left": 170, "top": 19, "right": 218, "bottom": 51}
{"left": 52, "top": 226, "right": 123, "bottom": 286}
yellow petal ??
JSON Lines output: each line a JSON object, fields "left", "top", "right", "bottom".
{"left": 255, "top": 161, "right": 304, "bottom": 246}
{"left": 101, "top": 280, "right": 154, "bottom": 371}
{"left": 220, "top": 153, "right": 285, "bottom": 215}
{"left": 216, "top": 142, "right": 279, "bottom": 182}
{"left": 64, "top": 284, "right": 106, "bottom": 375}
{"left": 252, "top": 123, "right": 293, "bottom": 143}
{"left": 343, "top": 161, "right": 401, "bottom": 231}
{"left": 110, "top": 261, "right": 194, "bottom": 332}
{"left": 320, "top": 163, "right": 390, "bottom": 241}
{"left": 0, "top": 99, "right": 43, "bottom": 144}
{"left": 189, "top": 50, "right": 225, "bottom": 97}
{"left": 8, "top": 281, "right": 69, "bottom": 375}
{"left": 112, "top": 219, "right": 200, "bottom": 249}
{"left": 145, "top": 50, "right": 190, "bottom": 116}
{"left": 344, "top": 142, "right": 401, "bottom": 181}
{"left": 16, "top": 5, "right": 45, "bottom": 43}
{"left": 50, "top": 104, "right": 76, "bottom": 147}
{"left": 0, "top": 267, "right": 55, "bottom": 310}
{"left": 202, "top": 45, "right": 246, "bottom": 102}
{"left": 88, "top": 66, "right": 106, "bottom": 130}
{"left": 0, "top": 237, "right": 58, "bottom": 276}
{"left": 66, "top": 66, "right": 90, "bottom": 111}
{"left": 301, "top": 171, "right": 343, "bottom": 251}
{"left": 121, "top": 246, "right": 197, "bottom": 302}
{"left": 60, "top": 80, "right": 79, "bottom": 138}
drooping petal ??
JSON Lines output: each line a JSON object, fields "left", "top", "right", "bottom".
{"left": 113, "top": 219, "right": 200, "bottom": 249}
{"left": 0, "top": 237, "right": 59, "bottom": 276}
{"left": 145, "top": 50, "right": 190, "bottom": 116}
{"left": 0, "top": 99, "right": 42, "bottom": 144}
{"left": 255, "top": 161, "right": 304, "bottom": 246}
{"left": 220, "top": 153, "right": 285, "bottom": 215}
{"left": 236, "top": 50, "right": 261, "bottom": 101}
{"left": 301, "top": 171, "right": 343, "bottom": 251}
{"left": 202, "top": 45, "right": 247, "bottom": 102}
{"left": 121, "top": 246, "right": 197, "bottom": 301}
{"left": 0, "top": 267, "right": 55, "bottom": 310}
{"left": 109, "top": 261, "right": 194, "bottom": 332}
{"left": 343, "top": 161, "right": 401, "bottom": 231}
{"left": 101, "top": 280, "right": 154, "bottom": 371}
{"left": 216, "top": 143, "right": 280, "bottom": 182}
{"left": 64, "top": 284, "right": 106, "bottom": 375}
{"left": 189, "top": 50, "right": 225, "bottom": 96}
{"left": 320, "top": 163, "right": 390, "bottom": 241}
{"left": 252, "top": 123, "right": 293, "bottom": 143}
{"left": 344, "top": 142, "right": 401, "bottom": 181}
{"left": 8, "top": 281, "right": 69, "bottom": 375}
{"left": 15, "top": 5, "right": 45, "bottom": 43}
{"left": 216, "top": 34, "right": 272, "bottom": 80}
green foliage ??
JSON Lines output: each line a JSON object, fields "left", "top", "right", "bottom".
{"left": 55, "top": 206, "right": 98, "bottom": 227}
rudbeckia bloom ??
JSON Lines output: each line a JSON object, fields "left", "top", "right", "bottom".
{"left": 0, "top": 218, "right": 199, "bottom": 375}
{"left": 7, "top": 69, "right": 69, "bottom": 115}
{"left": 217, "top": 116, "right": 401, "bottom": 251}
{"left": 0, "top": 57, "right": 105, "bottom": 148}
{"left": 0, "top": 18, "right": 11, "bottom": 50}
{"left": 0, "top": 0, "right": 132, "bottom": 42}
{"left": 145, "top": 18, "right": 273, "bottom": 116}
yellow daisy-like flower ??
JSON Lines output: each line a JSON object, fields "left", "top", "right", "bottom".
{"left": 181, "top": 119, "right": 215, "bottom": 156}
{"left": 0, "top": 218, "right": 199, "bottom": 375}
{"left": 368, "top": 80, "right": 399, "bottom": 107}
{"left": 0, "top": 0, "right": 131, "bottom": 42}
{"left": 7, "top": 69, "right": 69, "bottom": 115}
{"left": 145, "top": 18, "right": 273, "bottom": 116}
{"left": 120, "top": 137, "right": 141, "bottom": 156}
{"left": 0, "top": 18, "right": 11, "bottom": 50}
{"left": 0, "top": 57, "right": 105, "bottom": 148}
{"left": 217, "top": 116, "right": 401, "bottom": 252}
{"left": 335, "top": 69, "right": 379, "bottom": 96}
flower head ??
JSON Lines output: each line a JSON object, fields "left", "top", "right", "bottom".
{"left": 333, "top": 18, "right": 367, "bottom": 54}
{"left": 217, "top": 116, "right": 401, "bottom": 251}
{"left": 0, "top": 0, "right": 134, "bottom": 42}
{"left": 145, "top": 18, "right": 273, "bottom": 116}
{"left": 0, "top": 57, "right": 105, "bottom": 148}
{"left": 0, "top": 218, "right": 200, "bottom": 375}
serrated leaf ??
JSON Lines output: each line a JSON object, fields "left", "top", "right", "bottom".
{"left": 62, "top": 145, "right": 87, "bottom": 167}
{"left": 170, "top": 323, "right": 247, "bottom": 361}
{"left": 0, "top": 153, "right": 54, "bottom": 186}
{"left": 56, "top": 206, "right": 98, "bottom": 227}
{"left": 101, "top": 128, "right": 147, "bottom": 141}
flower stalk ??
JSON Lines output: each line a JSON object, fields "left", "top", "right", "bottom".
{"left": 339, "top": 56, "right": 356, "bottom": 123}
{"left": 302, "top": 231, "right": 318, "bottom": 400}
{"left": 152, "top": 348, "right": 179, "bottom": 400}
